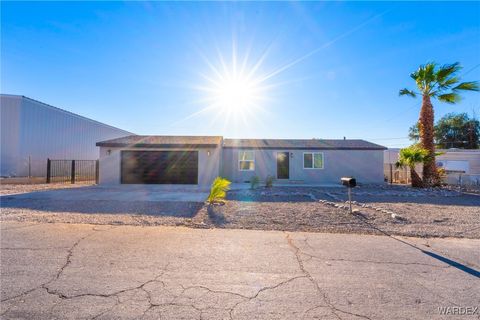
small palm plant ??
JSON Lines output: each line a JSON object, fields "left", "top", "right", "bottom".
{"left": 250, "top": 176, "right": 260, "bottom": 189}
{"left": 395, "top": 146, "right": 429, "bottom": 188}
{"left": 207, "top": 177, "right": 231, "bottom": 204}
{"left": 265, "top": 175, "right": 274, "bottom": 188}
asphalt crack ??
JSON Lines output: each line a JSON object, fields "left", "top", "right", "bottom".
{"left": 42, "top": 266, "right": 170, "bottom": 320}
{"left": 1, "top": 226, "right": 120, "bottom": 313}
{"left": 139, "top": 281, "right": 250, "bottom": 320}
{"left": 0, "top": 227, "right": 114, "bottom": 317}
{"left": 0, "top": 229, "right": 95, "bottom": 304}
{"left": 227, "top": 275, "right": 308, "bottom": 320}
{"left": 285, "top": 233, "right": 372, "bottom": 320}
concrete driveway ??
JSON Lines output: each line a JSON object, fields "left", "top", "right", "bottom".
{"left": 1, "top": 222, "right": 479, "bottom": 319}
{"left": 1, "top": 185, "right": 208, "bottom": 219}
{"left": 2, "top": 185, "right": 209, "bottom": 202}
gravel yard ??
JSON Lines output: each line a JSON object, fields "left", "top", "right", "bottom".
{"left": 201, "top": 186, "right": 480, "bottom": 238}
{"left": 311, "top": 185, "right": 480, "bottom": 238}
{"left": 1, "top": 184, "right": 479, "bottom": 238}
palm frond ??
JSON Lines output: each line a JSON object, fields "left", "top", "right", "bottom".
{"left": 399, "top": 88, "right": 417, "bottom": 98}
{"left": 410, "top": 63, "right": 436, "bottom": 92}
{"left": 207, "top": 177, "right": 231, "bottom": 204}
{"left": 409, "top": 70, "right": 419, "bottom": 81}
{"left": 437, "top": 92, "right": 461, "bottom": 104}
{"left": 410, "top": 69, "right": 423, "bottom": 90}
{"left": 423, "top": 63, "right": 436, "bottom": 84}
{"left": 435, "top": 62, "right": 461, "bottom": 83}
{"left": 437, "top": 76, "right": 459, "bottom": 90}
{"left": 401, "top": 62, "right": 477, "bottom": 105}
{"left": 397, "top": 146, "right": 429, "bottom": 169}
{"left": 452, "top": 81, "right": 480, "bottom": 92}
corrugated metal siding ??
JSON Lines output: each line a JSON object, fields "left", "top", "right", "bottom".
{"left": 1, "top": 95, "right": 132, "bottom": 177}
{"left": 1, "top": 96, "right": 22, "bottom": 176}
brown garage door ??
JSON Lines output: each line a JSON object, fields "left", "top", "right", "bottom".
{"left": 121, "top": 151, "right": 198, "bottom": 184}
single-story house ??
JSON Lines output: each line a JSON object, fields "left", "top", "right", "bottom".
{"left": 96, "top": 135, "right": 387, "bottom": 187}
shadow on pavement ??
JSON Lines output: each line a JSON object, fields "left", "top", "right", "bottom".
{"left": 354, "top": 215, "right": 480, "bottom": 279}
{"left": 421, "top": 250, "right": 480, "bottom": 278}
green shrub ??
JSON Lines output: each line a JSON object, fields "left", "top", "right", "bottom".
{"left": 265, "top": 175, "right": 274, "bottom": 188}
{"left": 250, "top": 176, "right": 260, "bottom": 189}
{"left": 207, "top": 177, "right": 231, "bottom": 204}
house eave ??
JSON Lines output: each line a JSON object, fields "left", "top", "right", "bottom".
{"left": 222, "top": 146, "right": 387, "bottom": 151}
{"left": 96, "top": 143, "right": 219, "bottom": 149}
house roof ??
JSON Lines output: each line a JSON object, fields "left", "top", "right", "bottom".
{"left": 97, "top": 135, "right": 386, "bottom": 150}
{"left": 223, "top": 139, "right": 386, "bottom": 150}
{"left": 96, "top": 135, "right": 223, "bottom": 148}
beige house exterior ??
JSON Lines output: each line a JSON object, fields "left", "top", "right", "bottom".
{"left": 97, "top": 136, "right": 386, "bottom": 187}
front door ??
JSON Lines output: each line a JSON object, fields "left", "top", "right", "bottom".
{"left": 277, "top": 152, "right": 289, "bottom": 179}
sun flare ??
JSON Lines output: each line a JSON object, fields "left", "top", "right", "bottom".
{"left": 191, "top": 45, "right": 274, "bottom": 125}
{"left": 178, "top": 45, "right": 281, "bottom": 130}
{"left": 211, "top": 73, "right": 260, "bottom": 113}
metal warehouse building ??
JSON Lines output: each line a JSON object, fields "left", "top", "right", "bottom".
{"left": 1, "top": 94, "right": 132, "bottom": 178}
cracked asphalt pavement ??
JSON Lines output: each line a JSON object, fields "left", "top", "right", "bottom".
{"left": 1, "top": 222, "right": 479, "bottom": 319}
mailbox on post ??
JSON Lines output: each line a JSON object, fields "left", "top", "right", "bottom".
{"left": 341, "top": 177, "right": 356, "bottom": 188}
{"left": 340, "top": 177, "right": 356, "bottom": 213}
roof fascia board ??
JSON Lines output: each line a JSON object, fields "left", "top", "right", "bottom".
{"left": 223, "top": 146, "right": 387, "bottom": 150}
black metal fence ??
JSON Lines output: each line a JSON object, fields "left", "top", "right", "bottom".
{"left": 46, "top": 159, "right": 99, "bottom": 184}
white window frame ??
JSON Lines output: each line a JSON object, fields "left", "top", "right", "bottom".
{"left": 303, "top": 152, "right": 324, "bottom": 169}
{"left": 238, "top": 150, "right": 255, "bottom": 171}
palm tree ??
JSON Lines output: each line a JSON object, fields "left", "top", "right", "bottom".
{"left": 396, "top": 146, "right": 429, "bottom": 188}
{"left": 207, "top": 177, "right": 231, "bottom": 204}
{"left": 399, "top": 62, "right": 479, "bottom": 186}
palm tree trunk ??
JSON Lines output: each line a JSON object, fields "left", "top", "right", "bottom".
{"left": 419, "top": 95, "right": 438, "bottom": 186}
{"left": 410, "top": 167, "right": 423, "bottom": 188}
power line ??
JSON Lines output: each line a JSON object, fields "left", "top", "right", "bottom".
{"left": 367, "top": 137, "right": 409, "bottom": 141}
{"left": 462, "top": 63, "right": 480, "bottom": 77}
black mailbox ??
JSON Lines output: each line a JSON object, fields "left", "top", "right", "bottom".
{"left": 341, "top": 177, "right": 356, "bottom": 188}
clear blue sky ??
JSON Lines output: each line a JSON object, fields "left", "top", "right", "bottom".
{"left": 2, "top": 1, "right": 479, "bottom": 147}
